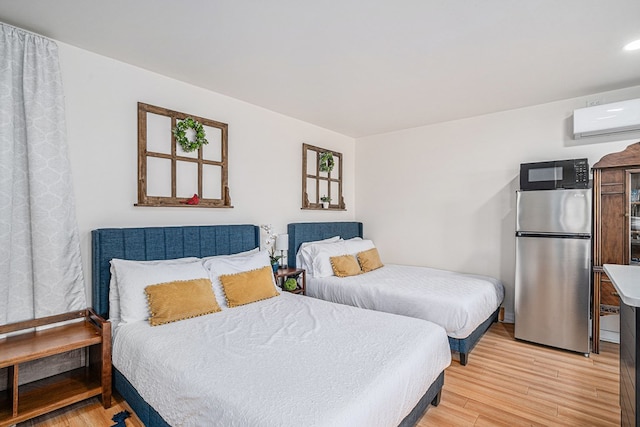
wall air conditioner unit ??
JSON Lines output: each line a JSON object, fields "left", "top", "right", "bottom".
{"left": 573, "top": 98, "right": 640, "bottom": 139}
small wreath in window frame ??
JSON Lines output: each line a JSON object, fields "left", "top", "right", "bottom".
{"left": 173, "top": 117, "right": 208, "bottom": 152}
{"left": 319, "top": 152, "right": 335, "bottom": 172}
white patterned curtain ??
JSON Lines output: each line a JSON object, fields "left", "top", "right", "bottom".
{"left": 0, "top": 23, "right": 86, "bottom": 325}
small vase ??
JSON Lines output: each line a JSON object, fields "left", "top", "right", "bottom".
{"left": 322, "top": 202, "right": 329, "bottom": 209}
{"left": 272, "top": 263, "right": 279, "bottom": 273}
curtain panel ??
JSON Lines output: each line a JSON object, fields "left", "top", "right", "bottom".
{"left": 0, "top": 23, "right": 86, "bottom": 325}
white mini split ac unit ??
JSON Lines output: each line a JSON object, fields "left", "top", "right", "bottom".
{"left": 573, "top": 98, "right": 640, "bottom": 139}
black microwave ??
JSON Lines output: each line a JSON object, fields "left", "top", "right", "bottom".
{"left": 519, "top": 158, "right": 589, "bottom": 191}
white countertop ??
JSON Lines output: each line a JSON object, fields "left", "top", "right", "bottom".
{"left": 603, "top": 264, "right": 640, "bottom": 307}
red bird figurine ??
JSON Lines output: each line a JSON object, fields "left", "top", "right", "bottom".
{"left": 181, "top": 194, "right": 200, "bottom": 205}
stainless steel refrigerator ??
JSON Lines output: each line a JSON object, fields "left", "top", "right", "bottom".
{"left": 514, "top": 188, "right": 592, "bottom": 354}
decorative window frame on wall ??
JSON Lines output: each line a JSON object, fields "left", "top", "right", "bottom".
{"left": 136, "top": 102, "right": 232, "bottom": 208}
{"left": 302, "top": 143, "right": 345, "bottom": 210}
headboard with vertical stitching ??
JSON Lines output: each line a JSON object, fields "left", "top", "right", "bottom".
{"left": 91, "top": 225, "right": 259, "bottom": 318}
{"left": 287, "top": 222, "right": 363, "bottom": 268}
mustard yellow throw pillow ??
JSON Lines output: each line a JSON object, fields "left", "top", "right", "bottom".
{"left": 145, "top": 278, "right": 221, "bottom": 326}
{"left": 357, "top": 248, "right": 384, "bottom": 272}
{"left": 219, "top": 266, "right": 279, "bottom": 308}
{"left": 330, "top": 254, "right": 362, "bottom": 277}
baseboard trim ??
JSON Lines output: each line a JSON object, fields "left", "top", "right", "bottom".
{"left": 599, "top": 330, "right": 620, "bottom": 344}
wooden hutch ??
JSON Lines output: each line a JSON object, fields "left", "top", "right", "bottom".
{"left": 592, "top": 142, "right": 640, "bottom": 353}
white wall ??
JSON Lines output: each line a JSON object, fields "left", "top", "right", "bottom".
{"left": 355, "top": 85, "right": 640, "bottom": 322}
{"left": 57, "top": 42, "right": 356, "bottom": 302}
{"left": 54, "top": 39, "right": 640, "bottom": 328}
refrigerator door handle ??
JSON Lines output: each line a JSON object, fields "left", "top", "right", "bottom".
{"left": 516, "top": 232, "right": 591, "bottom": 239}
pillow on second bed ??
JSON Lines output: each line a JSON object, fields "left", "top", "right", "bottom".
{"left": 308, "top": 239, "right": 376, "bottom": 278}
{"left": 330, "top": 255, "right": 362, "bottom": 277}
{"left": 296, "top": 236, "right": 342, "bottom": 275}
{"left": 357, "top": 248, "right": 384, "bottom": 272}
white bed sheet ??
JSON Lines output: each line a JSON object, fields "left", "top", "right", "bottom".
{"left": 112, "top": 292, "right": 451, "bottom": 427}
{"left": 305, "top": 264, "right": 505, "bottom": 339}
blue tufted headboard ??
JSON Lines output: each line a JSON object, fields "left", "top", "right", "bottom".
{"left": 287, "top": 222, "right": 363, "bottom": 268}
{"left": 91, "top": 224, "right": 259, "bottom": 318}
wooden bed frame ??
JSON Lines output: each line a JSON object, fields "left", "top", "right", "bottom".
{"left": 92, "top": 224, "right": 443, "bottom": 426}
{"left": 287, "top": 221, "right": 500, "bottom": 366}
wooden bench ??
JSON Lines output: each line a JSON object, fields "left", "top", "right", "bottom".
{"left": 0, "top": 309, "right": 111, "bottom": 426}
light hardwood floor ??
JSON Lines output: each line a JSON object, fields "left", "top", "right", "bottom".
{"left": 17, "top": 393, "right": 144, "bottom": 427}
{"left": 419, "top": 323, "right": 620, "bottom": 426}
{"left": 21, "top": 322, "right": 619, "bottom": 427}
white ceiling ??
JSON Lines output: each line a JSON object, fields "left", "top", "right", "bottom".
{"left": 1, "top": 1, "right": 639, "bottom": 137}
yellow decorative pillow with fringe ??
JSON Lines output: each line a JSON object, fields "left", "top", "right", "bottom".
{"left": 145, "top": 278, "right": 221, "bottom": 326}
{"left": 219, "top": 266, "right": 279, "bottom": 307}
{"left": 330, "top": 254, "right": 362, "bottom": 277}
{"left": 357, "top": 248, "right": 384, "bottom": 272}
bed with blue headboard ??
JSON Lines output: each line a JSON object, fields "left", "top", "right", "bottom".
{"left": 288, "top": 221, "right": 504, "bottom": 366}
{"left": 92, "top": 224, "right": 449, "bottom": 427}
{"left": 92, "top": 224, "right": 258, "bottom": 425}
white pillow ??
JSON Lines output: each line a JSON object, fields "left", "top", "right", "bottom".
{"left": 108, "top": 257, "right": 199, "bottom": 329}
{"left": 342, "top": 238, "right": 375, "bottom": 255}
{"left": 298, "top": 236, "right": 342, "bottom": 251}
{"left": 112, "top": 259, "right": 208, "bottom": 325}
{"left": 203, "top": 250, "right": 279, "bottom": 309}
{"left": 307, "top": 242, "right": 342, "bottom": 278}
{"left": 200, "top": 247, "right": 259, "bottom": 262}
{"left": 310, "top": 239, "right": 376, "bottom": 278}
{"left": 296, "top": 236, "right": 342, "bottom": 275}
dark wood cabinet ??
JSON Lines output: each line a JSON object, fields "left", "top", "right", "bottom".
{"left": 592, "top": 142, "right": 640, "bottom": 353}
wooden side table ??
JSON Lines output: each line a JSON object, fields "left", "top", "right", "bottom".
{"left": 0, "top": 309, "right": 111, "bottom": 426}
{"left": 274, "top": 267, "right": 306, "bottom": 295}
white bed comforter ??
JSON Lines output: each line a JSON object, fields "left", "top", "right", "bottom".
{"left": 306, "top": 264, "right": 505, "bottom": 339}
{"left": 112, "top": 292, "right": 451, "bottom": 427}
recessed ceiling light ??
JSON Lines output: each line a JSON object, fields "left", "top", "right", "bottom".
{"left": 624, "top": 39, "right": 640, "bottom": 51}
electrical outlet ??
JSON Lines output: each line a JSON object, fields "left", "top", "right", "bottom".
{"left": 586, "top": 99, "right": 602, "bottom": 107}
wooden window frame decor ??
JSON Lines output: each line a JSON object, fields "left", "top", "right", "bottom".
{"left": 136, "top": 102, "right": 232, "bottom": 208}
{"left": 302, "top": 143, "right": 345, "bottom": 210}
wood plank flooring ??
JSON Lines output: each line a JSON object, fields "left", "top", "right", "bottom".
{"left": 17, "top": 394, "right": 144, "bottom": 427}
{"left": 419, "top": 323, "right": 620, "bottom": 426}
{"left": 20, "top": 322, "right": 619, "bottom": 426}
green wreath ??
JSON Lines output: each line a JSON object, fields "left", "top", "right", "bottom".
{"left": 319, "top": 152, "right": 335, "bottom": 172}
{"left": 173, "top": 117, "right": 208, "bottom": 152}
